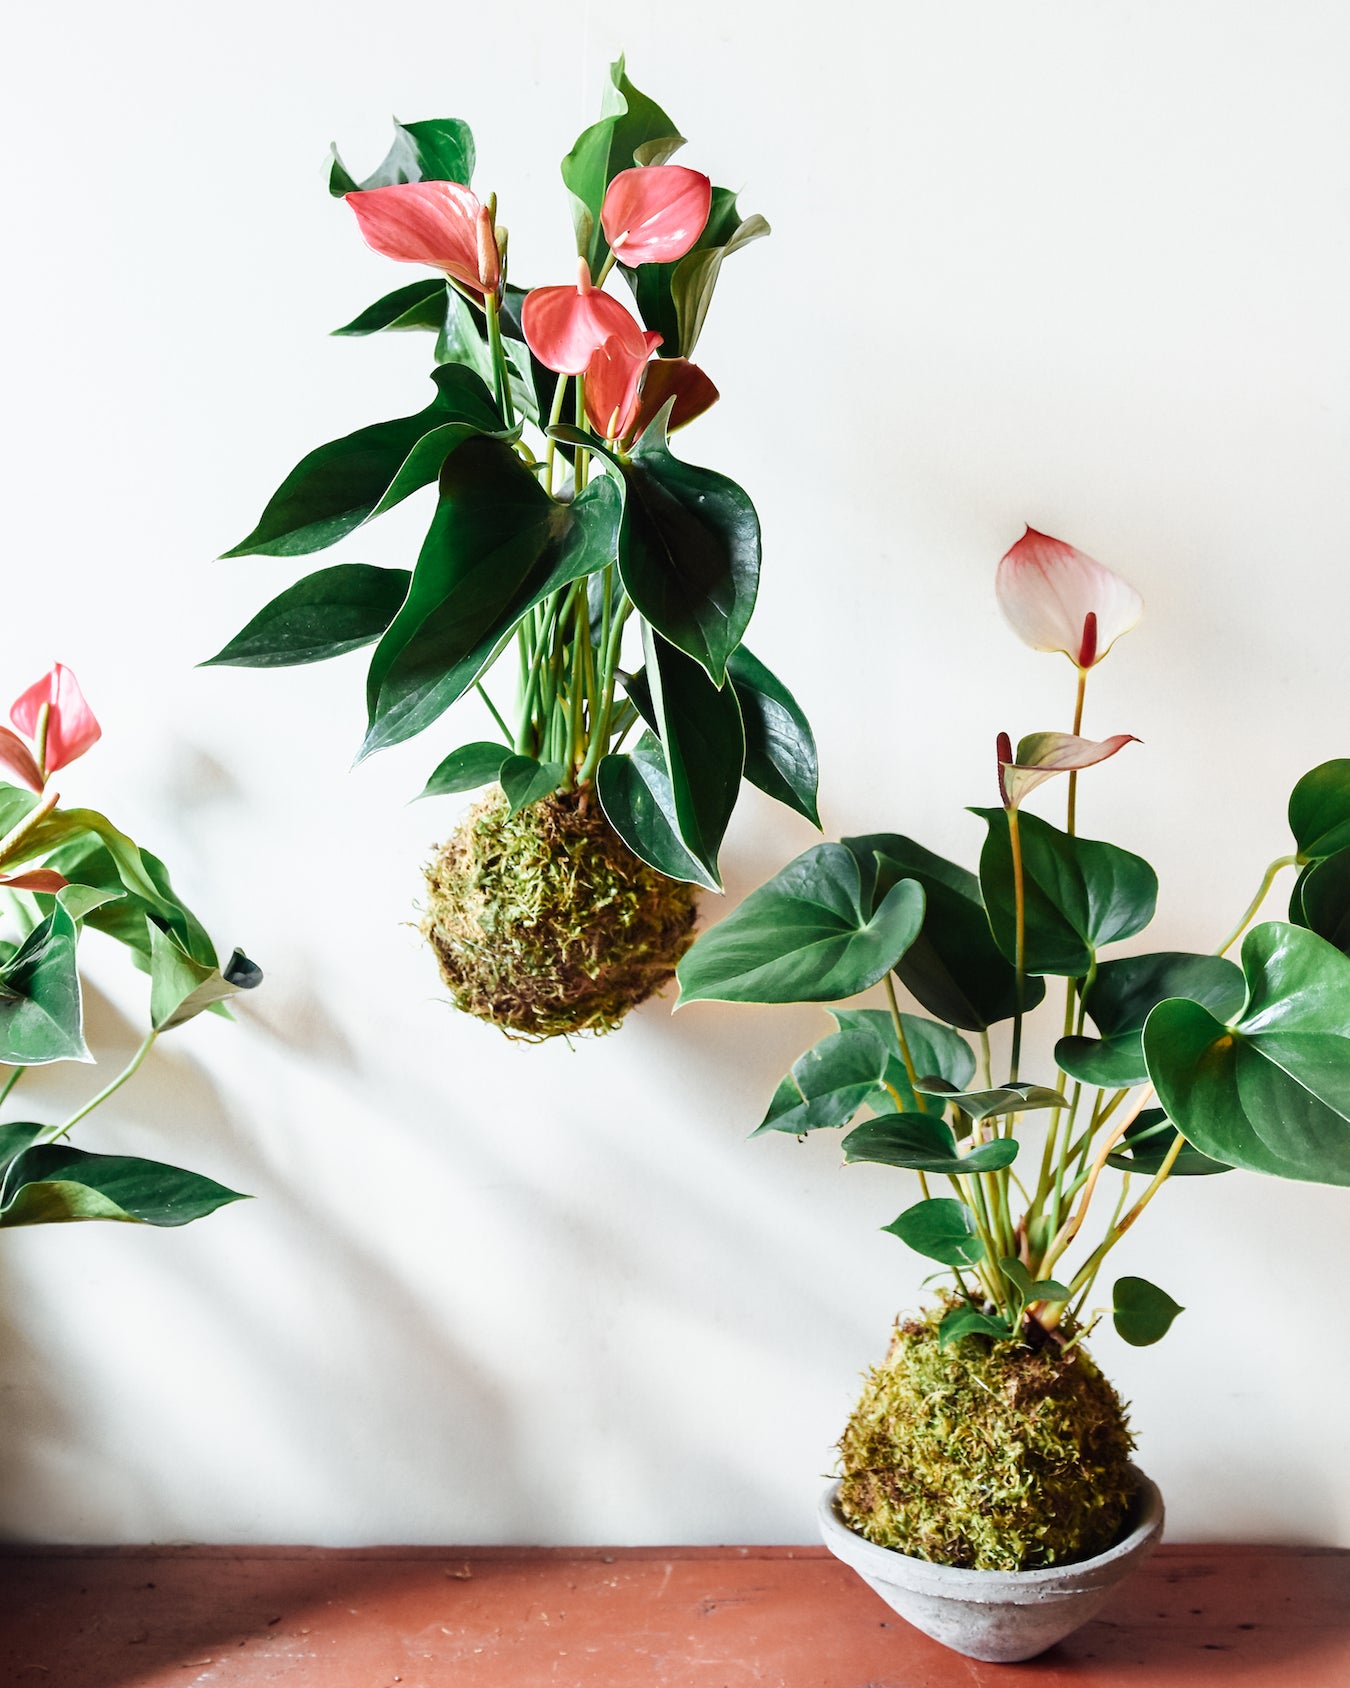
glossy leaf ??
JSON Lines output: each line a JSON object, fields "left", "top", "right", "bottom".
{"left": 0, "top": 1144, "right": 247, "bottom": 1228}
{"left": 842, "top": 1112, "right": 1020, "bottom": 1174}
{"left": 1000, "top": 1256, "right": 1071, "bottom": 1308}
{"left": 203, "top": 564, "right": 410, "bottom": 669}
{"left": 842, "top": 834, "right": 1040, "bottom": 1031}
{"left": 329, "top": 117, "right": 475, "bottom": 196}
{"left": 0, "top": 905, "right": 88, "bottom": 1065}
{"left": 757, "top": 1026, "right": 890, "bottom": 1134}
{"left": 0, "top": 1122, "right": 45, "bottom": 1167}
{"left": 914, "top": 1079, "right": 1068, "bottom": 1123}
{"left": 361, "top": 446, "right": 621, "bottom": 756}
{"left": 332, "top": 277, "right": 448, "bottom": 337}
{"left": 938, "top": 1306, "right": 1014, "bottom": 1347}
{"left": 975, "top": 808, "right": 1158, "bottom": 977}
{"left": 1143, "top": 921, "right": 1350, "bottom": 1184}
{"left": 1057, "top": 951, "right": 1246, "bottom": 1088}
{"left": 149, "top": 925, "right": 255, "bottom": 1033}
{"left": 828, "top": 1008, "right": 976, "bottom": 1106}
{"left": 1288, "top": 760, "right": 1350, "bottom": 862}
{"left": 618, "top": 407, "right": 759, "bottom": 685}
{"left": 596, "top": 732, "right": 713, "bottom": 888}
{"left": 1113, "top": 1275, "right": 1184, "bottom": 1346}
{"left": 417, "top": 742, "right": 511, "bottom": 801}
{"left": 643, "top": 628, "right": 744, "bottom": 888}
{"left": 499, "top": 756, "right": 566, "bottom": 816}
{"left": 626, "top": 187, "right": 770, "bottom": 359}
{"left": 43, "top": 837, "right": 217, "bottom": 976}
{"left": 1105, "top": 1108, "right": 1230, "bottom": 1177}
{"left": 728, "top": 647, "right": 819, "bottom": 826}
{"left": 675, "top": 843, "right": 924, "bottom": 1005}
{"left": 222, "top": 365, "right": 504, "bottom": 559}
{"left": 561, "top": 57, "right": 684, "bottom": 272}
{"left": 1291, "top": 847, "right": 1350, "bottom": 956}
{"left": 883, "top": 1197, "right": 985, "bottom": 1267}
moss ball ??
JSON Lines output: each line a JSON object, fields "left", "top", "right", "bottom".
{"left": 421, "top": 786, "right": 699, "bottom": 1041}
{"left": 838, "top": 1306, "right": 1136, "bottom": 1572}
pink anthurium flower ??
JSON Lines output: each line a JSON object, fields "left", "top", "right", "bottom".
{"left": 632, "top": 357, "right": 720, "bottom": 440}
{"left": 10, "top": 663, "right": 101, "bottom": 782}
{"left": 585, "top": 330, "right": 664, "bottom": 441}
{"left": 346, "top": 182, "right": 500, "bottom": 298}
{"left": 600, "top": 166, "right": 712, "bottom": 266}
{"left": 522, "top": 261, "right": 650, "bottom": 376}
{"left": 997, "top": 730, "right": 1139, "bottom": 809}
{"left": 996, "top": 528, "right": 1143, "bottom": 669}
{"left": 0, "top": 728, "right": 44, "bottom": 793}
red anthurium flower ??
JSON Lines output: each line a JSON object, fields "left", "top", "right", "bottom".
{"left": 11, "top": 664, "right": 101, "bottom": 781}
{"left": 998, "top": 731, "right": 1139, "bottom": 809}
{"left": 522, "top": 261, "right": 649, "bottom": 376}
{"left": 632, "top": 357, "right": 720, "bottom": 439}
{"left": 346, "top": 182, "right": 500, "bottom": 297}
{"left": 601, "top": 166, "right": 712, "bottom": 266}
{"left": 996, "top": 528, "right": 1143, "bottom": 668}
{"left": 585, "top": 330, "right": 664, "bottom": 441}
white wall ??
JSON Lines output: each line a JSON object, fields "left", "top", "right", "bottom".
{"left": 1, "top": 0, "right": 1347, "bottom": 1547}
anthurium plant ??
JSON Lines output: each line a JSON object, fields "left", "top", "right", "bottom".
{"left": 0, "top": 666, "right": 260, "bottom": 1230}
{"left": 210, "top": 60, "right": 816, "bottom": 1040}
{"left": 675, "top": 528, "right": 1350, "bottom": 1567}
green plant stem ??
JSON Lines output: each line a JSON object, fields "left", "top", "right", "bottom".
{"left": 1066, "top": 665, "right": 1087, "bottom": 835}
{"left": 1215, "top": 854, "right": 1299, "bottom": 957}
{"left": 574, "top": 375, "right": 589, "bottom": 493}
{"left": 0, "top": 1067, "right": 23, "bottom": 1109}
{"left": 1061, "top": 1136, "right": 1183, "bottom": 1316}
{"left": 44, "top": 1030, "right": 159, "bottom": 1145}
{"left": 595, "top": 251, "right": 618, "bottom": 286}
{"left": 543, "top": 377, "right": 570, "bottom": 496}
{"left": 883, "top": 974, "right": 927, "bottom": 1112}
{"left": 34, "top": 703, "right": 50, "bottom": 785}
{"left": 483, "top": 290, "right": 516, "bottom": 430}
{"left": 1040, "top": 1085, "right": 1155, "bottom": 1278}
{"left": 1007, "top": 807, "right": 1027, "bottom": 1082}
{"left": 0, "top": 786, "right": 60, "bottom": 871}
{"left": 475, "top": 683, "right": 512, "bottom": 745}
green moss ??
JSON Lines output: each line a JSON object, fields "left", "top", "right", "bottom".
{"left": 838, "top": 1305, "right": 1136, "bottom": 1571}
{"left": 421, "top": 787, "right": 699, "bottom": 1041}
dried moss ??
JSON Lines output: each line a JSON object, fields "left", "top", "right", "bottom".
{"left": 838, "top": 1306, "right": 1136, "bottom": 1572}
{"left": 421, "top": 787, "right": 699, "bottom": 1041}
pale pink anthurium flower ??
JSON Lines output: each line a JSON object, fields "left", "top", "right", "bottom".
{"left": 7, "top": 663, "right": 102, "bottom": 788}
{"left": 600, "top": 166, "right": 712, "bottom": 266}
{"left": 346, "top": 182, "right": 500, "bottom": 297}
{"left": 997, "top": 730, "right": 1139, "bottom": 810}
{"left": 522, "top": 261, "right": 651, "bottom": 376}
{"left": 996, "top": 528, "right": 1143, "bottom": 669}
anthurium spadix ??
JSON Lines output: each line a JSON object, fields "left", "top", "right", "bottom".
{"left": 997, "top": 730, "right": 1139, "bottom": 809}
{"left": 585, "top": 329, "right": 663, "bottom": 440}
{"left": 600, "top": 165, "right": 712, "bottom": 265}
{"left": 996, "top": 528, "right": 1143, "bottom": 669}
{"left": 346, "top": 181, "right": 501, "bottom": 298}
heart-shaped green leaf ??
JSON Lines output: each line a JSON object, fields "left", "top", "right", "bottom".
{"left": 0, "top": 905, "right": 89, "bottom": 1065}
{"left": 1289, "top": 759, "right": 1350, "bottom": 862}
{"left": 149, "top": 924, "right": 254, "bottom": 1033}
{"left": 597, "top": 733, "right": 714, "bottom": 888}
{"left": 884, "top": 1197, "right": 986, "bottom": 1267}
{"left": 1113, "top": 1275, "right": 1184, "bottom": 1346}
{"left": 618, "top": 409, "right": 759, "bottom": 685}
{"left": 1057, "top": 951, "right": 1245, "bottom": 1088}
{"left": 1143, "top": 921, "right": 1350, "bottom": 1184}
{"left": 938, "top": 1306, "right": 1015, "bottom": 1347}
{"left": 914, "top": 1080, "right": 1068, "bottom": 1123}
{"left": 828, "top": 1009, "right": 976, "bottom": 1106}
{"left": 676, "top": 844, "right": 924, "bottom": 1005}
{"left": 204, "top": 564, "right": 411, "bottom": 668}
{"left": 728, "top": 647, "right": 819, "bottom": 827}
{"left": 0, "top": 1145, "right": 247, "bottom": 1228}
{"left": 757, "top": 1026, "right": 890, "bottom": 1134}
{"left": 842, "top": 1113, "right": 1019, "bottom": 1174}
{"left": 1290, "top": 847, "right": 1350, "bottom": 956}
{"left": 329, "top": 116, "right": 475, "bottom": 196}
{"left": 975, "top": 808, "right": 1158, "bottom": 977}
{"left": 416, "top": 742, "right": 512, "bottom": 801}
{"left": 1105, "top": 1108, "right": 1230, "bottom": 1177}
{"left": 999, "top": 1256, "right": 1071, "bottom": 1309}
{"left": 499, "top": 756, "right": 566, "bottom": 817}
{"left": 362, "top": 447, "right": 621, "bottom": 756}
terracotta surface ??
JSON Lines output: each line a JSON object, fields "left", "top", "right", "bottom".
{"left": 0, "top": 1542, "right": 1346, "bottom": 1686}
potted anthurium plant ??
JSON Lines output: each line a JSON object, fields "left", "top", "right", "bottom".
{"left": 0, "top": 665, "right": 260, "bottom": 1231}
{"left": 676, "top": 529, "right": 1350, "bottom": 1662}
{"left": 209, "top": 59, "right": 817, "bottom": 1040}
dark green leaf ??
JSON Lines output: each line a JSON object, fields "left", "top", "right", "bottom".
{"left": 644, "top": 628, "right": 745, "bottom": 888}
{"left": 1113, "top": 1275, "right": 1184, "bottom": 1346}
{"left": 1291, "top": 847, "right": 1350, "bottom": 956}
{"left": 975, "top": 808, "right": 1158, "bottom": 977}
{"left": 914, "top": 1080, "right": 1068, "bottom": 1123}
{"left": 1057, "top": 951, "right": 1245, "bottom": 1087}
{"left": 756, "top": 1026, "right": 890, "bottom": 1134}
{"left": 361, "top": 446, "right": 621, "bottom": 756}
{"left": 417, "top": 742, "right": 511, "bottom": 801}
{"left": 884, "top": 1197, "right": 985, "bottom": 1267}
{"left": 1289, "top": 759, "right": 1350, "bottom": 862}
{"left": 222, "top": 365, "right": 504, "bottom": 559}
{"left": 332, "top": 278, "right": 449, "bottom": 337}
{"left": 676, "top": 843, "right": 924, "bottom": 1005}
{"left": 1105, "top": 1108, "right": 1230, "bottom": 1177}
{"left": 561, "top": 57, "right": 683, "bottom": 271}
{"left": 728, "top": 647, "right": 819, "bottom": 826}
{"left": 596, "top": 732, "right": 713, "bottom": 888}
{"left": 1143, "top": 921, "right": 1350, "bottom": 1184}
{"left": 842, "top": 834, "right": 1041, "bottom": 1030}
{"left": 618, "top": 409, "right": 759, "bottom": 685}
{"left": 499, "top": 756, "right": 565, "bottom": 816}
{"left": 842, "top": 1112, "right": 1019, "bottom": 1174}
{"left": 41, "top": 838, "right": 217, "bottom": 976}
{"left": 329, "top": 116, "right": 475, "bottom": 196}
{"left": 828, "top": 1008, "right": 976, "bottom": 1107}
{"left": 999, "top": 1256, "right": 1070, "bottom": 1307}
{"left": 938, "top": 1306, "right": 1015, "bottom": 1347}
{"left": 0, "top": 905, "right": 88, "bottom": 1065}
{"left": 0, "top": 1145, "right": 247, "bottom": 1228}
{"left": 0, "top": 1122, "right": 45, "bottom": 1168}
{"left": 203, "top": 564, "right": 410, "bottom": 668}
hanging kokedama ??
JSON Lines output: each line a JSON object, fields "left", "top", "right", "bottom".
{"left": 210, "top": 59, "right": 818, "bottom": 1039}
